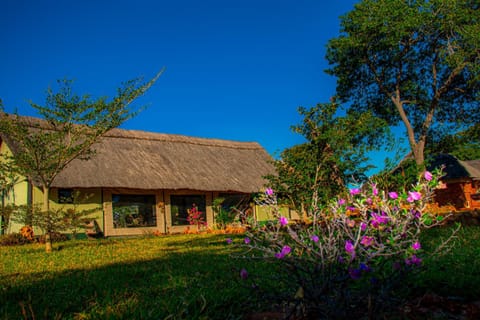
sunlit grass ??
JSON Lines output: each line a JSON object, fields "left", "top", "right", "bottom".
{"left": 1, "top": 234, "right": 259, "bottom": 320}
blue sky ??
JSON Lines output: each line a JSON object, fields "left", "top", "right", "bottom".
{"left": 1, "top": 0, "right": 395, "bottom": 168}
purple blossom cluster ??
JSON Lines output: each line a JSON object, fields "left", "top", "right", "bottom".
{"left": 232, "top": 170, "right": 446, "bottom": 315}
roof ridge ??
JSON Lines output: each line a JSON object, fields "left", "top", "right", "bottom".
{"left": 104, "top": 128, "right": 263, "bottom": 150}
{"left": 6, "top": 114, "right": 264, "bottom": 150}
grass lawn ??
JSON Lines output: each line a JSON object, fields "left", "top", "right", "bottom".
{"left": 0, "top": 233, "right": 268, "bottom": 320}
{"left": 1, "top": 225, "right": 479, "bottom": 320}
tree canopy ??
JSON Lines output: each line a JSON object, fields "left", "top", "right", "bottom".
{"left": 326, "top": 0, "right": 480, "bottom": 166}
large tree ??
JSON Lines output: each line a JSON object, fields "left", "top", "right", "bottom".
{"left": 326, "top": 0, "right": 479, "bottom": 166}
{"left": 267, "top": 100, "right": 390, "bottom": 214}
{"left": 0, "top": 70, "right": 162, "bottom": 252}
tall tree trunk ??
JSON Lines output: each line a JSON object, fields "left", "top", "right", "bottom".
{"left": 42, "top": 185, "right": 52, "bottom": 253}
{"left": 391, "top": 98, "right": 425, "bottom": 167}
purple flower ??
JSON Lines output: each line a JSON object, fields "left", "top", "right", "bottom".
{"left": 338, "top": 198, "right": 346, "bottom": 205}
{"left": 360, "top": 236, "right": 374, "bottom": 247}
{"left": 265, "top": 188, "right": 274, "bottom": 196}
{"left": 310, "top": 235, "right": 319, "bottom": 243}
{"left": 239, "top": 268, "right": 248, "bottom": 279}
{"left": 350, "top": 188, "right": 361, "bottom": 196}
{"left": 244, "top": 237, "right": 251, "bottom": 244}
{"left": 226, "top": 238, "right": 233, "bottom": 244}
{"left": 279, "top": 216, "right": 288, "bottom": 226}
{"left": 345, "top": 240, "right": 355, "bottom": 256}
{"left": 349, "top": 268, "right": 361, "bottom": 280}
{"left": 388, "top": 192, "right": 398, "bottom": 200}
{"left": 372, "top": 184, "right": 378, "bottom": 196}
{"left": 371, "top": 213, "right": 389, "bottom": 228}
{"left": 411, "top": 210, "right": 421, "bottom": 219}
{"left": 360, "top": 222, "right": 367, "bottom": 231}
{"left": 359, "top": 263, "right": 371, "bottom": 272}
{"left": 405, "top": 255, "right": 422, "bottom": 267}
{"left": 424, "top": 171, "right": 433, "bottom": 181}
{"left": 412, "top": 241, "right": 421, "bottom": 251}
{"left": 407, "top": 191, "right": 422, "bottom": 203}
{"left": 275, "top": 245, "right": 292, "bottom": 259}
{"left": 365, "top": 197, "right": 373, "bottom": 205}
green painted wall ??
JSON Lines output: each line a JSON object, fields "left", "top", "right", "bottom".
{"left": 255, "top": 205, "right": 293, "bottom": 222}
{"left": 1, "top": 139, "right": 104, "bottom": 235}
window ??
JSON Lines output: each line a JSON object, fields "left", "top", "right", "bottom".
{"left": 171, "top": 195, "right": 206, "bottom": 226}
{"left": 58, "top": 188, "right": 74, "bottom": 204}
{"left": 112, "top": 194, "right": 156, "bottom": 228}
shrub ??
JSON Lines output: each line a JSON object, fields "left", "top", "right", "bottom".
{"left": 38, "top": 232, "right": 69, "bottom": 243}
{"left": 231, "top": 172, "right": 457, "bottom": 319}
{"left": 0, "top": 233, "right": 33, "bottom": 246}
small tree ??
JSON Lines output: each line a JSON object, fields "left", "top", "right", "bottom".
{"left": 0, "top": 154, "right": 20, "bottom": 234}
{"left": 0, "top": 70, "right": 163, "bottom": 252}
{"left": 267, "top": 100, "right": 391, "bottom": 214}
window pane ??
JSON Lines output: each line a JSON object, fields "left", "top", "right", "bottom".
{"left": 171, "top": 195, "right": 206, "bottom": 226}
{"left": 112, "top": 194, "right": 156, "bottom": 228}
{"left": 58, "top": 189, "right": 74, "bottom": 204}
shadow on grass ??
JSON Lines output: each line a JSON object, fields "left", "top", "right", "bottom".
{"left": 2, "top": 226, "right": 479, "bottom": 320}
{"left": 0, "top": 237, "right": 260, "bottom": 320}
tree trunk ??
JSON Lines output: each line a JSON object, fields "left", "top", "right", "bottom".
{"left": 42, "top": 185, "right": 52, "bottom": 253}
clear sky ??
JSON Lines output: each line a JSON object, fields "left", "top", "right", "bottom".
{"left": 1, "top": 1, "right": 370, "bottom": 162}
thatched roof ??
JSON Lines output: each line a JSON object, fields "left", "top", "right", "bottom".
{"left": 0, "top": 114, "right": 275, "bottom": 192}
{"left": 51, "top": 128, "right": 274, "bottom": 192}
{"left": 428, "top": 154, "right": 480, "bottom": 181}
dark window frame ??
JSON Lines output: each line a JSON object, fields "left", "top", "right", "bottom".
{"left": 58, "top": 188, "right": 74, "bottom": 204}
{"left": 170, "top": 194, "right": 206, "bottom": 226}
{"left": 112, "top": 194, "right": 157, "bottom": 229}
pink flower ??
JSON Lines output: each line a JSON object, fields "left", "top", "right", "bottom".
{"left": 345, "top": 240, "right": 355, "bottom": 255}
{"left": 360, "top": 236, "right": 374, "bottom": 247}
{"left": 275, "top": 245, "right": 292, "bottom": 259}
{"left": 405, "top": 255, "right": 422, "bottom": 266}
{"left": 407, "top": 191, "right": 422, "bottom": 203}
{"left": 265, "top": 188, "right": 274, "bottom": 196}
{"left": 424, "top": 171, "right": 433, "bottom": 181}
{"left": 350, "top": 188, "right": 361, "bottom": 196}
{"left": 338, "top": 198, "right": 346, "bottom": 205}
{"left": 346, "top": 218, "right": 355, "bottom": 228}
{"left": 372, "top": 184, "right": 378, "bottom": 196}
{"left": 279, "top": 216, "right": 288, "bottom": 226}
{"left": 412, "top": 241, "right": 421, "bottom": 251}
{"left": 388, "top": 192, "right": 398, "bottom": 200}
{"left": 239, "top": 268, "right": 248, "bottom": 279}
{"left": 360, "top": 222, "right": 367, "bottom": 231}
{"left": 310, "top": 235, "right": 319, "bottom": 243}
{"left": 370, "top": 213, "right": 389, "bottom": 228}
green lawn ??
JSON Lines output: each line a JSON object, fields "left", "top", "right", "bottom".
{"left": 1, "top": 225, "right": 479, "bottom": 320}
{"left": 0, "top": 234, "right": 267, "bottom": 320}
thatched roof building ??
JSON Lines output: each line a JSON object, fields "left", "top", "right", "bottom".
{"left": 428, "top": 154, "right": 480, "bottom": 181}
{"left": 52, "top": 128, "right": 274, "bottom": 193}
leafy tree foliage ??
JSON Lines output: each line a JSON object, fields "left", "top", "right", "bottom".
{"left": 426, "top": 123, "right": 480, "bottom": 160}
{"left": 0, "top": 70, "right": 162, "bottom": 251}
{"left": 267, "top": 101, "right": 390, "bottom": 214}
{"left": 326, "top": 0, "right": 480, "bottom": 166}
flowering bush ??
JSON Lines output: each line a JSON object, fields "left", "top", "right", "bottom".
{"left": 230, "top": 170, "right": 456, "bottom": 318}
{"left": 187, "top": 205, "right": 207, "bottom": 231}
